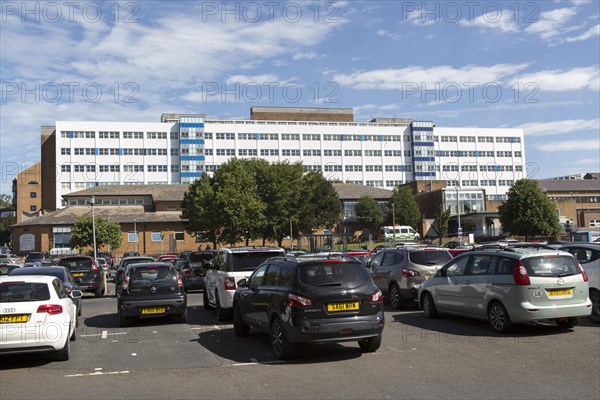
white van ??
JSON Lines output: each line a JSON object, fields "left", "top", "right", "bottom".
{"left": 379, "top": 226, "right": 420, "bottom": 242}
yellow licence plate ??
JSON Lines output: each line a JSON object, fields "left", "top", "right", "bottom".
{"left": 327, "top": 302, "right": 359, "bottom": 312}
{"left": 72, "top": 273, "right": 84, "bottom": 277}
{"left": 0, "top": 314, "right": 29, "bottom": 323}
{"left": 141, "top": 307, "right": 166, "bottom": 315}
{"left": 547, "top": 289, "right": 573, "bottom": 297}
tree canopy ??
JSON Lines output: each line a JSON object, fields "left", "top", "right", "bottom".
{"left": 498, "top": 179, "right": 561, "bottom": 240}
{"left": 69, "top": 216, "right": 122, "bottom": 252}
{"left": 0, "top": 194, "right": 11, "bottom": 208}
{"left": 388, "top": 186, "right": 421, "bottom": 228}
{"left": 355, "top": 196, "right": 384, "bottom": 234}
{"left": 430, "top": 205, "right": 451, "bottom": 244}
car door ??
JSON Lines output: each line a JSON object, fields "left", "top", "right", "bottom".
{"left": 434, "top": 255, "right": 470, "bottom": 314}
{"left": 371, "top": 251, "right": 398, "bottom": 291}
{"left": 254, "top": 264, "right": 282, "bottom": 327}
{"left": 240, "top": 264, "right": 268, "bottom": 326}
{"left": 461, "top": 255, "right": 496, "bottom": 318}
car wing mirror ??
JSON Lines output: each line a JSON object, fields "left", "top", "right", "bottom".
{"left": 70, "top": 289, "right": 83, "bottom": 298}
{"left": 237, "top": 278, "right": 248, "bottom": 287}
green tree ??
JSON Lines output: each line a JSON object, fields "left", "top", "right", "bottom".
{"left": 69, "top": 216, "right": 122, "bottom": 252}
{"left": 430, "top": 206, "right": 451, "bottom": 245}
{"left": 0, "top": 215, "right": 15, "bottom": 247}
{"left": 0, "top": 194, "right": 12, "bottom": 208}
{"left": 498, "top": 179, "right": 561, "bottom": 240}
{"left": 297, "top": 171, "right": 342, "bottom": 234}
{"left": 389, "top": 186, "right": 421, "bottom": 228}
{"left": 181, "top": 174, "right": 220, "bottom": 248}
{"left": 355, "top": 196, "right": 384, "bottom": 234}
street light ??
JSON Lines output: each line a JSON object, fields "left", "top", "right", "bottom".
{"left": 456, "top": 183, "right": 462, "bottom": 239}
{"left": 90, "top": 196, "right": 97, "bottom": 260}
{"left": 134, "top": 217, "right": 138, "bottom": 252}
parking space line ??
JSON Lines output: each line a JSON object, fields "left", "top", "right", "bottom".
{"left": 65, "top": 371, "right": 129, "bottom": 377}
{"left": 228, "top": 359, "right": 285, "bottom": 367}
{"left": 101, "top": 331, "right": 108, "bottom": 339}
{"left": 80, "top": 332, "right": 128, "bottom": 338}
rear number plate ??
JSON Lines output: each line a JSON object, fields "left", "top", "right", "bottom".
{"left": 0, "top": 314, "right": 29, "bottom": 323}
{"left": 547, "top": 289, "right": 573, "bottom": 297}
{"left": 141, "top": 307, "right": 166, "bottom": 315}
{"left": 327, "top": 302, "right": 359, "bottom": 312}
{"left": 72, "top": 273, "right": 84, "bottom": 277}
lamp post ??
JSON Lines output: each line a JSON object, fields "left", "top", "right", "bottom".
{"left": 133, "top": 217, "right": 138, "bottom": 252}
{"left": 391, "top": 202, "right": 396, "bottom": 242}
{"left": 290, "top": 220, "right": 293, "bottom": 251}
{"left": 90, "top": 196, "right": 97, "bottom": 261}
{"left": 456, "top": 184, "right": 462, "bottom": 239}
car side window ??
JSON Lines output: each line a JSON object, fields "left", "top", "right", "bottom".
{"left": 381, "top": 252, "right": 398, "bottom": 266}
{"left": 212, "top": 252, "right": 224, "bottom": 271}
{"left": 264, "top": 264, "right": 281, "bottom": 286}
{"left": 566, "top": 248, "right": 599, "bottom": 264}
{"left": 249, "top": 265, "right": 268, "bottom": 286}
{"left": 445, "top": 256, "right": 469, "bottom": 276}
{"left": 370, "top": 253, "right": 384, "bottom": 268}
{"left": 495, "top": 257, "right": 514, "bottom": 275}
{"left": 53, "top": 279, "right": 68, "bottom": 298}
{"left": 278, "top": 265, "right": 294, "bottom": 287}
{"left": 469, "top": 255, "right": 493, "bottom": 275}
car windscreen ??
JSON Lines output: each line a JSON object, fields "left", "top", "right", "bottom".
{"left": 409, "top": 251, "right": 452, "bottom": 265}
{"left": 298, "top": 262, "right": 372, "bottom": 288}
{"left": 127, "top": 266, "right": 178, "bottom": 294}
{"left": 0, "top": 282, "right": 51, "bottom": 302}
{"left": 522, "top": 256, "right": 581, "bottom": 278}
{"left": 189, "top": 253, "right": 213, "bottom": 263}
{"left": 122, "top": 258, "right": 154, "bottom": 268}
{"left": 231, "top": 251, "right": 284, "bottom": 272}
{"left": 59, "top": 258, "right": 93, "bottom": 270}
{"left": 9, "top": 268, "right": 64, "bottom": 280}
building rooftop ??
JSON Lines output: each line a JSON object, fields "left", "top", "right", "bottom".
{"left": 62, "top": 184, "right": 190, "bottom": 202}
{"left": 537, "top": 179, "right": 600, "bottom": 192}
{"left": 332, "top": 183, "right": 393, "bottom": 200}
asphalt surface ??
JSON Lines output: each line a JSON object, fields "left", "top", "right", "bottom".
{"left": 1, "top": 283, "right": 599, "bottom": 400}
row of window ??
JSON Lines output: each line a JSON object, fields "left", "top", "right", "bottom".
{"left": 63, "top": 148, "right": 179, "bottom": 156}
{"left": 441, "top": 136, "right": 521, "bottom": 143}
{"left": 438, "top": 150, "right": 522, "bottom": 157}
{"left": 442, "top": 164, "right": 520, "bottom": 172}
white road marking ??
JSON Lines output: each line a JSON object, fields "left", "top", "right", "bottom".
{"left": 131, "top": 353, "right": 137, "bottom": 356}
{"left": 101, "top": 331, "right": 108, "bottom": 339}
{"left": 94, "top": 368, "right": 102, "bottom": 371}
{"left": 229, "top": 359, "right": 285, "bottom": 367}
{"left": 80, "top": 332, "right": 128, "bottom": 338}
{"left": 65, "top": 371, "right": 129, "bottom": 377}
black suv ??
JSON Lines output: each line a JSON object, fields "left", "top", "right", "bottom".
{"left": 233, "top": 256, "right": 385, "bottom": 359}
{"left": 117, "top": 263, "right": 187, "bottom": 326}
{"left": 179, "top": 250, "right": 215, "bottom": 292}
{"left": 57, "top": 256, "right": 106, "bottom": 297}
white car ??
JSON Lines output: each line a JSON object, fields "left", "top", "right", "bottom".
{"left": 560, "top": 243, "right": 600, "bottom": 324}
{"left": 0, "top": 275, "right": 81, "bottom": 361}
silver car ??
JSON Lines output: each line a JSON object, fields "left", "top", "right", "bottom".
{"left": 419, "top": 248, "right": 592, "bottom": 332}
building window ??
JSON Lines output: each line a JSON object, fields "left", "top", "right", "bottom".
{"left": 128, "top": 232, "right": 138, "bottom": 243}
{"left": 151, "top": 232, "right": 163, "bottom": 242}
{"left": 30, "top": 205, "right": 37, "bottom": 212}
{"left": 175, "top": 232, "right": 184, "bottom": 241}
{"left": 30, "top": 192, "right": 37, "bottom": 198}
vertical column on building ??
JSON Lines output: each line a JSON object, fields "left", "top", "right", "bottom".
{"left": 410, "top": 121, "right": 436, "bottom": 181}
{"left": 179, "top": 115, "right": 206, "bottom": 183}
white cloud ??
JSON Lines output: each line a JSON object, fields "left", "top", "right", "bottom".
{"left": 565, "top": 24, "right": 600, "bottom": 41}
{"left": 332, "top": 63, "right": 530, "bottom": 90}
{"left": 516, "top": 119, "right": 600, "bottom": 136}
{"left": 292, "top": 51, "right": 319, "bottom": 60}
{"left": 511, "top": 66, "right": 599, "bottom": 91}
{"left": 524, "top": 7, "right": 578, "bottom": 40}
{"left": 376, "top": 29, "right": 403, "bottom": 40}
{"left": 537, "top": 138, "right": 600, "bottom": 152}
{"left": 459, "top": 10, "right": 519, "bottom": 33}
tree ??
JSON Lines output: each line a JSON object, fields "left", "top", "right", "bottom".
{"left": 498, "top": 179, "right": 561, "bottom": 240}
{"left": 355, "top": 196, "right": 384, "bottom": 235}
{"left": 430, "top": 206, "right": 451, "bottom": 245}
{"left": 69, "top": 216, "right": 122, "bottom": 252}
{"left": 0, "top": 194, "right": 12, "bottom": 208}
{"left": 181, "top": 174, "right": 220, "bottom": 248}
{"left": 389, "top": 186, "right": 421, "bottom": 228}
{"left": 297, "top": 171, "right": 342, "bottom": 235}
{"left": 0, "top": 215, "right": 15, "bottom": 247}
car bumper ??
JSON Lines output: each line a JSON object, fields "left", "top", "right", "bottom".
{"left": 118, "top": 296, "right": 187, "bottom": 318}
{"left": 506, "top": 299, "right": 593, "bottom": 323}
{"left": 284, "top": 312, "right": 385, "bottom": 344}
{"left": 0, "top": 323, "right": 70, "bottom": 353}
{"left": 183, "top": 278, "right": 205, "bottom": 290}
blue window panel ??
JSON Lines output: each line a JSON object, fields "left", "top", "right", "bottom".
{"left": 95, "top": 148, "right": 99, "bottom": 156}
{"left": 144, "top": 148, "right": 147, "bottom": 156}
{"left": 475, "top": 151, "right": 480, "bottom": 157}
{"left": 180, "top": 123, "right": 204, "bottom": 128}
{"left": 414, "top": 157, "right": 435, "bottom": 162}
{"left": 414, "top": 142, "right": 434, "bottom": 147}
{"left": 341, "top": 135, "right": 345, "bottom": 141}
{"left": 70, "top": 131, "right": 74, "bottom": 139}
{"left": 180, "top": 139, "right": 205, "bottom": 145}
{"left": 415, "top": 172, "right": 436, "bottom": 177}
{"left": 181, "top": 172, "right": 202, "bottom": 178}
{"left": 119, "top": 148, "right": 123, "bottom": 156}
{"left": 401, "top": 165, "right": 406, "bottom": 171}
{"left": 257, "top": 134, "right": 261, "bottom": 141}
{"left": 180, "top": 156, "right": 205, "bottom": 161}
{"left": 495, "top": 165, "right": 500, "bottom": 172}
{"left": 360, "top": 135, "right": 365, "bottom": 141}
{"left": 95, "top": 182, "right": 99, "bottom": 186}
{"left": 379, "top": 135, "right": 385, "bottom": 142}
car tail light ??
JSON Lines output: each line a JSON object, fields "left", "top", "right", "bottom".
{"left": 184, "top": 269, "right": 193, "bottom": 277}
{"left": 37, "top": 304, "right": 63, "bottom": 315}
{"left": 92, "top": 261, "right": 99, "bottom": 272}
{"left": 576, "top": 261, "right": 588, "bottom": 282}
{"left": 224, "top": 277, "right": 236, "bottom": 290}
{"left": 402, "top": 268, "right": 420, "bottom": 277}
{"left": 371, "top": 289, "right": 383, "bottom": 303}
{"left": 178, "top": 278, "right": 183, "bottom": 287}
{"left": 288, "top": 293, "right": 313, "bottom": 307}
{"left": 513, "top": 260, "right": 531, "bottom": 285}
{"left": 323, "top": 259, "right": 345, "bottom": 264}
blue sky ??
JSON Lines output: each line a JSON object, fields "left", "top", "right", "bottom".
{"left": 1, "top": 0, "right": 599, "bottom": 196}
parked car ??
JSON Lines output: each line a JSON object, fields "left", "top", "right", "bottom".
{"left": 177, "top": 251, "right": 193, "bottom": 261}
{"left": 344, "top": 250, "right": 373, "bottom": 266}
{"left": 9, "top": 266, "right": 83, "bottom": 316}
{"left": 179, "top": 250, "right": 215, "bottom": 292}
{"left": 367, "top": 246, "right": 453, "bottom": 309}
{"left": 114, "top": 256, "right": 155, "bottom": 286}
{"left": 24, "top": 252, "right": 47, "bottom": 264}
{"left": 419, "top": 247, "right": 592, "bottom": 332}
{"left": 0, "top": 264, "right": 21, "bottom": 276}
{"left": 123, "top": 251, "right": 140, "bottom": 257}
{"left": 0, "top": 275, "right": 80, "bottom": 361}
{"left": 158, "top": 254, "right": 178, "bottom": 261}
{"left": 233, "top": 256, "right": 384, "bottom": 359}
{"left": 204, "top": 246, "right": 285, "bottom": 320}
{"left": 0, "top": 254, "right": 20, "bottom": 264}
{"left": 96, "top": 258, "right": 110, "bottom": 273}
{"left": 56, "top": 256, "right": 106, "bottom": 297}
{"left": 559, "top": 243, "right": 600, "bottom": 324}
{"left": 116, "top": 263, "right": 187, "bottom": 326}
{"left": 97, "top": 252, "right": 115, "bottom": 269}
{"left": 443, "top": 241, "right": 474, "bottom": 258}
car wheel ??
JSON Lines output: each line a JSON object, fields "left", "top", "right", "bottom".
{"left": 215, "top": 291, "right": 232, "bottom": 321}
{"left": 94, "top": 288, "right": 103, "bottom": 298}
{"left": 54, "top": 333, "right": 70, "bottom": 361}
{"left": 176, "top": 310, "right": 187, "bottom": 324}
{"left": 422, "top": 292, "right": 439, "bottom": 318}
{"left": 389, "top": 283, "right": 404, "bottom": 310}
{"left": 71, "top": 321, "right": 77, "bottom": 341}
{"left": 488, "top": 302, "right": 514, "bottom": 333}
{"left": 555, "top": 317, "right": 579, "bottom": 329}
{"left": 233, "top": 304, "right": 250, "bottom": 337}
{"left": 358, "top": 334, "right": 382, "bottom": 353}
{"left": 271, "top": 317, "right": 294, "bottom": 360}
{"left": 203, "top": 289, "right": 211, "bottom": 310}
{"left": 590, "top": 290, "right": 600, "bottom": 324}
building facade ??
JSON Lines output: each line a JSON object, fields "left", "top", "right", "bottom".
{"left": 12, "top": 162, "right": 42, "bottom": 223}
{"left": 40, "top": 107, "right": 526, "bottom": 210}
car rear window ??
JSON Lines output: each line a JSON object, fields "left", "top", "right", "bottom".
{"left": 409, "top": 250, "right": 452, "bottom": 265}
{"left": 298, "top": 262, "right": 371, "bottom": 288}
{"left": 60, "top": 258, "right": 93, "bottom": 270}
{"left": 189, "top": 253, "right": 214, "bottom": 263}
{"left": 230, "top": 251, "right": 284, "bottom": 272}
{"left": 522, "top": 256, "right": 580, "bottom": 277}
{"left": 0, "top": 282, "right": 51, "bottom": 302}
{"left": 122, "top": 258, "right": 154, "bottom": 267}
{"left": 128, "top": 266, "right": 178, "bottom": 294}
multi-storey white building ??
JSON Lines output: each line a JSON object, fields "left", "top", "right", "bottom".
{"left": 45, "top": 107, "right": 525, "bottom": 209}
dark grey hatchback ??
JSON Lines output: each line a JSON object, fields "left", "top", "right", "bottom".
{"left": 233, "top": 256, "right": 384, "bottom": 359}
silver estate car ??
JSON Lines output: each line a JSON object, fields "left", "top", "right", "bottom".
{"left": 418, "top": 247, "right": 592, "bottom": 332}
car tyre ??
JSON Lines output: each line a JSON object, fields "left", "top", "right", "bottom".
{"left": 389, "top": 283, "right": 404, "bottom": 310}
{"left": 555, "top": 317, "right": 579, "bottom": 329}
{"left": 271, "top": 317, "right": 294, "bottom": 360}
{"left": 70, "top": 322, "right": 77, "bottom": 341}
{"left": 203, "top": 289, "right": 212, "bottom": 310}
{"left": 488, "top": 301, "right": 514, "bottom": 333}
{"left": 215, "top": 291, "right": 232, "bottom": 321}
{"left": 54, "top": 333, "right": 70, "bottom": 361}
{"left": 358, "top": 334, "right": 382, "bottom": 353}
{"left": 233, "top": 304, "right": 250, "bottom": 337}
{"left": 94, "top": 288, "right": 103, "bottom": 298}
{"left": 422, "top": 292, "right": 439, "bottom": 318}
{"left": 176, "top": 310, "right": 187, "bottom": 324}
{"left": 590, "top": 290, "right": 600, "bottom": 324}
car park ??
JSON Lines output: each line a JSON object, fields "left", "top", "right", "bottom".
{"left": 114, "top": 256, "right": 155, "bottom": 285}
{"left": 0, "top": 264, "right": 21, "bottom": 275}
{"left": 419, "top": 247, "right": 592, "bottom": 332}
{"left": 233, "top": 256, "right": 384, "bottom": 359}
{"left": 57, "top": 256, "right": 106, "bottom": 297}
{"left": 204, "top": 246, "right": 285, "bottom": 320}
{"left": 116, "top": 263, "right": 187, "bottom": 326}
{"left": 559, "top": 243, "right": 600, "bottom": 324}
{"left": 9, "top": 266, "right": 83, "bottom": 316}
{"left": 368, "top": 246, "right": 453, "bottom": 309}
{"left": 0, "top": 275, "right": 80, "bottom": 361}
{"left": 178, "top": 250, "right": 215, "bottom": 292}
